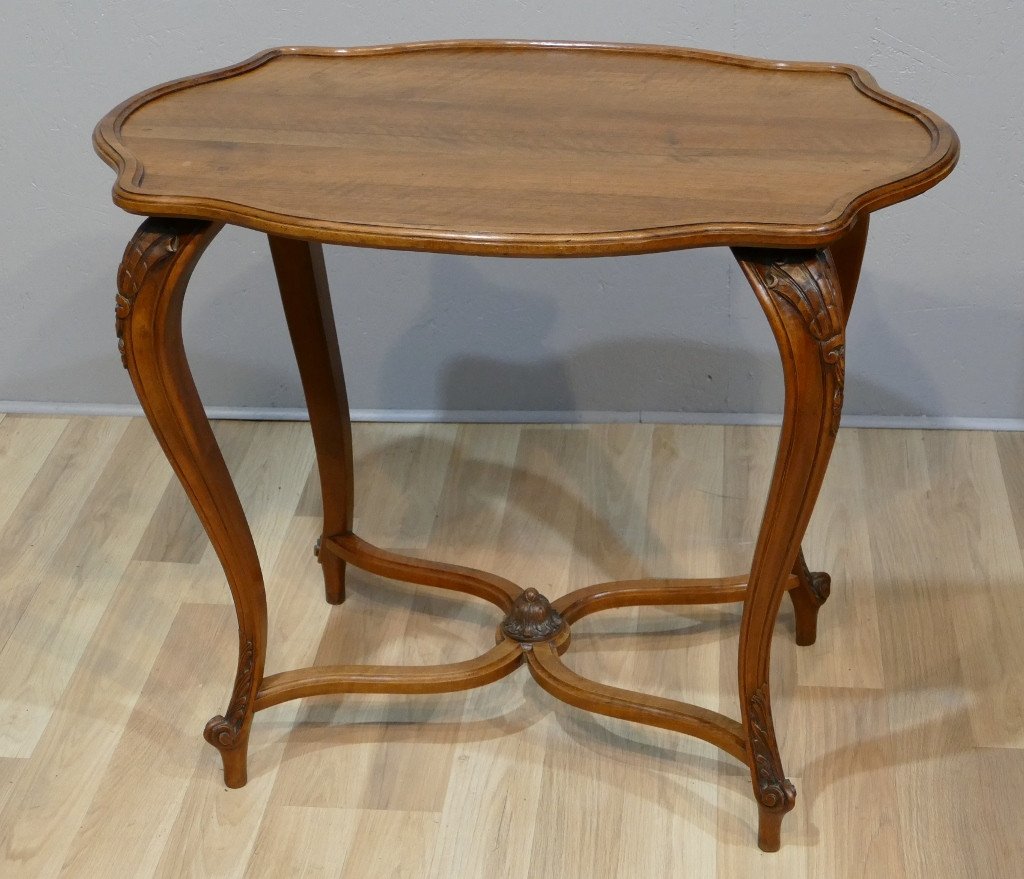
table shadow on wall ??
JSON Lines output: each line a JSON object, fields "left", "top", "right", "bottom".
{"left": 375, "top": 252, "right": 936, "bottom": 420}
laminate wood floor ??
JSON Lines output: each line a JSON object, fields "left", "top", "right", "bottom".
{"left": 0, "top": 415, "right": 1021, "bottom": 877}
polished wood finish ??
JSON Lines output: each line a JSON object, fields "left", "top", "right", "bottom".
{"left": 325, "top": 532, "right": 521, "bottom": 611}
{"left": 110, "top": 222, "right": 858, "bottom": 850}
{"left": 830, "top": 213, "right": 870, "bottom": 324}
{"left": 95, "top": 41, "right": 957, "bottom": 257}
{"left": 553, "top": 572, "right": 801, "bottom": 622}
{"left": 96, "top": 41, "right": 958, "bottom": 851}
{"left": 269, "top": 236, "right": 353, "bottom": 604}
{"left": 782, "top": 212, "right": 869, "bottom": 649}
{"left": 526, "top": 641, "right": 748, "bottom": 762}
{"left": 254, "top": 640, "right": 524, "bottom": 711}
{"left": 731, "top": 247, "right": 847, "bottom": 848}
{"left": 116, "top": 217, "right": 266, "bottom": 788}
{"left": 789, "top": 549, "right": 832, "bottom": 647}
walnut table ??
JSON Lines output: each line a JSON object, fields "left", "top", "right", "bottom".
{"left": 94, "top": 41, "right": 958, "bottom": 851}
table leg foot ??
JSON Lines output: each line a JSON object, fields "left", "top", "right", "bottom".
{"left": 757, "top": 798, "right": 793, "bottom": 853}
{"left": 314, "top": 536, "right": 346, "bottom": 603}
{"left": 789, "top": 549, "right": 831, "bottom": 646}
{"left": 321, "top": 552, "right": 347, "bottom": 605}
{"left": 749, "top": 682, "right": 798, "bottom": 851}
{"left": 202, "top": 634, "right": 257, "bottom": 787}
{"left": 204, "top": 723, "right": 250, "bottom": 788}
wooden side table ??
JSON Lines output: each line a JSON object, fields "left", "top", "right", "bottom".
{"left": 94, "top": 41, "right": 957, "bottom": 851}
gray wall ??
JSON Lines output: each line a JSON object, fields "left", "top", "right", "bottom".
{"left": 2, "top": 3, "right": 1019, "bottom": 421}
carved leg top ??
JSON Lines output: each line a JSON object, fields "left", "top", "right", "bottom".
{"left": 740, "top": 250, "right": 846, "bottom": 438}
{"left": 115, "top": 218, "right": 217, "bottom": 369}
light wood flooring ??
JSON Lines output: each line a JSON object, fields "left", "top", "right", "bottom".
{"left": 0, "top": 415, "right": 1022, "bottom": 877}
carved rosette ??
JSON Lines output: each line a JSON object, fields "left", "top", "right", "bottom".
{"left": 115, "top": 225, "right": 182, "bottom": 368}
{"left": 204, "top": 638, "right": 255, "bottom": 750}
{"left": 501, "top": 588, "right": 564, "bottom": 643}
{"left": 761, "top": 256, "right": 846, "bottom": 437}
{"left": 747, "top": 684, "right": 797, "bottom": 814}
{"left": 794, "top": 550, "right": 832, "bottom": 606}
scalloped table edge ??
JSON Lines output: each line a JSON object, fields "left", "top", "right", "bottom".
{"left": 93, "top": 39, "right": 960, "bottom": 257}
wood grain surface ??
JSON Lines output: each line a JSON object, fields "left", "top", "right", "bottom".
{"left": 0, "top": 417, "right": 1022, "bottom": 876}
{"left": 94, "top": 41, "right": 958, "bottom": 256}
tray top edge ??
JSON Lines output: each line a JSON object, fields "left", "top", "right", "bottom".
{"left": 94, "top": 39, "right": 960, "bottom": 257}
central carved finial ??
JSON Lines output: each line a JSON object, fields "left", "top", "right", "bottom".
{"left": 501, "top": 588, "right": 564, "bottom": 643}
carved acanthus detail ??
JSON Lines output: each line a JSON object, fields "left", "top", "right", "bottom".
{"left": 794, "top": 550, "right": 832, "bottom": 606}
{"left": 204, "top": 637, "right": 255, "bottom": 750}
{"left": 115, "top": 225, "right": 181, "bottom": 368}
{"left": 747, "top": 684, "right": 797, "bottom": 814}
{"left": 501, "top": 588, "right": 564, "bottom": 643}
{"left": 761, "top": 256, "right": 846, "bottom": 436}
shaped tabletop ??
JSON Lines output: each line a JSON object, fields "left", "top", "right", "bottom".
{"left": 94, "top": 41, "right": 958, "bottom": 257}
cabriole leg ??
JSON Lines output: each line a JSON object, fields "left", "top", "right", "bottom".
{"left": 787, "top": 215, "right": 868, "bottom": 646}
{"left": 269, "top": 236, "right": 353, "bottom": 605}
{"left": 732, "top": 246, "right": 847, "bottom": 850}
{"left": 117, "top": 217, "right": 267, "bottom": 787}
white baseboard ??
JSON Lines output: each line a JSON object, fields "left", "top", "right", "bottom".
{"left": 2, "top": 400, "right": 1024, "bottom": 432}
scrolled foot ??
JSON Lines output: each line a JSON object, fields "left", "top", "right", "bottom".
{"left": 754, "top": 762, "right": 797, "bottom": 851}
{"left": 748, "top": 684, "right": 797, "bottom": 851}
{"left": 203, "top": 637, "right": 256, "bottom": 788}
{"left": 203, "top": 717, "right": 250, "bottom": 787}
{"left": 789, "top": 550, "right": 831, "bottom": 646}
